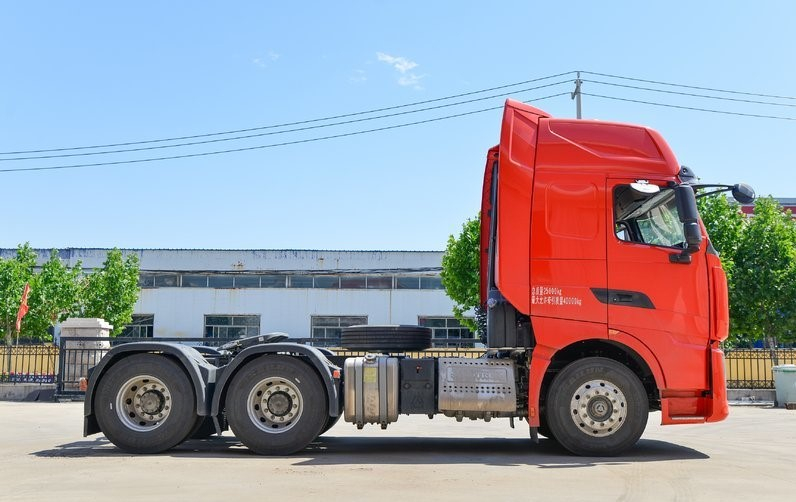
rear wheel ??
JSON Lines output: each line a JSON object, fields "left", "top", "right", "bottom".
{"left": 546, "top": 357, "right": 647, "bottom": 456}
{"left": 94, "top": 353, "right": 196, "bottom": 454}
{"left": 319, "top": 414, "right": 341, "bottom": 436}
{"left": 226, "top": 355, "right": 328, "bottom": 455}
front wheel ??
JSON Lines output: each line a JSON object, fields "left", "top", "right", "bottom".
{"left": 546, "top": 357, "right": 648, "bottom": 456}
{"left": 226, "top": 355, "right": 328, "bottom": 455}
{"left": 94, "top": 353, "right": 197, "bottom": 454}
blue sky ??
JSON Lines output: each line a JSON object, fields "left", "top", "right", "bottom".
{"left": 2, "top": 2, "right": 794, "bottom": 251}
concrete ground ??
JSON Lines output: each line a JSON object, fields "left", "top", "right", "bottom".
{"left": 2, "top": 402, "right": 794, "bottom": 501}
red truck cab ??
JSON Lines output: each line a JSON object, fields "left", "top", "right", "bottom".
{"left": 480, "top": 100, "right": 731, "bottom": 438}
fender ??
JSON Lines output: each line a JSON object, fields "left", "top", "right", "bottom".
{"left": 526, "top": 332, "right": 667, "bottom": 428}
{"left": 84, "top": 342, "right": 217, "bottom": 436}
{"left": 210, "top": 343, "right": 341, "bottom": 422}
{"left": 527, "top": 344, "right": 556, "bottom": 427}
{"left": 607, "top": 328, "right": 667, "bottom": 390}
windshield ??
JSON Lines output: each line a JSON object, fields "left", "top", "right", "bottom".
{"left": 614, "top": 186, "right": 685, "bottom": 248}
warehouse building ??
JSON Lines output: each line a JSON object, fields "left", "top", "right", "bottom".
{"left": 1, "top": 248, "right": 474, "bottom": 346}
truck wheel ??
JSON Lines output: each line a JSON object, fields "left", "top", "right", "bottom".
{"left": 226, "top": 355, "right": 327, "bottom": 455}
{"left": 94, "top": 353, "right": 196, "bottom": 454}
{"left": 319, "top": 415, "right": 341, "bottom": 436}
{"left": 546, "top": 357, "right": 647, "bottom": 456}
{"left": 188, "top": 416, "right": 216, "bottom": 439}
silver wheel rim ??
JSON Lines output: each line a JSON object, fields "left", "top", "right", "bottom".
{"left": 246, "top": 376, "right": 304, "bottom": 434}
{"left": 569, "top": 379, "right": 628, "bottom": 437}
{"left": 115, "top": 374, "right": 172, "bottom": 432}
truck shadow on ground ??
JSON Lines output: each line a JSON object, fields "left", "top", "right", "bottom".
{"left": 33, "top": 434, "right": 707, "bottom": 467}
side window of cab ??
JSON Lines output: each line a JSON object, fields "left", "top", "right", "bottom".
{"left": 613, "top": 185, "right": 686, "bottom": 248}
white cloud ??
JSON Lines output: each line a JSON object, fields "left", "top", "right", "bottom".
{"left": 377, "top": 52, "right": 424, "bottom": 89}
{"left": 398, "top": 74, "right": 423, "bottom": 88}
{"left": 350, "top": 69, "right": 367, "bottom": 83}
{"left": 377, "top": 52, "right": 418, "bottom": 74}
{"left": 252, "top": 50, "right": 280, "bottom": 68}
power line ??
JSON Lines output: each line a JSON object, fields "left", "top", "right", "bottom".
{"left": 582, "top": 93, "right": 796, "bottom": 121}
{"left": 0, "top": 92, "right": 570, "bottom": 173}
{"left": 582, "top": 79, "right": 796, "bottom": 108}
{"left": 0, "top": 80, "right": 572, "bottom": 162}
{"left": 0, "top": 71, "right": 577, "bottom": 156}
{"left": 581, "top": 71, "right": 796, "bottom": 101}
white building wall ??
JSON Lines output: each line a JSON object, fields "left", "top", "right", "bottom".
{"left": 136, "top": 288, "right": 455, "bottom": 338}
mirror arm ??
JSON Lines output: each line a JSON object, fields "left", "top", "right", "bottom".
{"left": 693, "top": 185, "right": 733, "bottom": 199}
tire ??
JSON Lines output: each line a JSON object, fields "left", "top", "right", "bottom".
{"left": 94, "top": 353, "right": 197, "bottom": 454}
{"left": 188, "top": 416, "right": 216, "bottom": 439}
{"left": 341, "top": 325, "right": 432, "bottom": 351}
{"left": 319, "top": 414, "right": 341, "bottom": 436}
{"left": 545, "top": 357, "right": 647, "bottom": 456}
{"left": 226, "top": 355, "right": 328, "bottom": 455}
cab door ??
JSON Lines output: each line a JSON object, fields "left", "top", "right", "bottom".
{"left": 605, "top": 179, "right": 710, "bottom": 390}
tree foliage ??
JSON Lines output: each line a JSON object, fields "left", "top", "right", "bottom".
{"left": 729, "top": 197, "right": 796, "bottom": 347}
{"left": 0, "top": 244, "right": 36, "bottom": 344}
{"left": 441, "top": 215, "right": 484, "bottom": 334}
{"left": 81, "top": 249, "right": 141, "bottom": 336}
{"left": 25, "top": 251, "right": 83, "bottom": 341}
{"left": 697, "top": 194, "right": 745, "bottom": 274}
{"left": 0, "top": 246, "right": 141, "bottom": 342}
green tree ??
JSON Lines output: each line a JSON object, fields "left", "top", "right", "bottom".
{"left": 23, "top": 251, "right": 83, "bottom": 342}
{"left": 697, "top": 194, "right": 745, "bottom": 272}
{"left": 441, "top": 215, "right": 485, "bottom": 335}
{"left": 731, "top": 197, "right": 796, "bottom": 347}
{"left": 0, "top": 244, "right": 37, "bottom": 345}
{"left": 80, "top": 249, "right": 141, "bottom": 336}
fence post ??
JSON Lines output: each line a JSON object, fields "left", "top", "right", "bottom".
{"left": 59, "top": 318, "right": 112, "bottom": 391}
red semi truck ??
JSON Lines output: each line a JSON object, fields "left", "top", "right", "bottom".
{"left": 83, "top": 99, "right": 754, "bottom": 456}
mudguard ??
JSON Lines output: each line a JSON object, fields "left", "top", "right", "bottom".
{"left": 210, "top": 343, "right": 341, "bottom": 421}
{"left": 83, "top": 342, "right": 217, "bottom": 436}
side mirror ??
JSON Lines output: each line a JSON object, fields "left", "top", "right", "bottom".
{"left": 732, "top": 183, "right": 755, "bottom": 204}
{"left": 671, "top": 186, "right": 702, "bottom": 264}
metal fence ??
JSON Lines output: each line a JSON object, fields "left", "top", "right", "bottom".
{"left": 4, "top": 340, "right": 792, "bottom": 396}
{"left": 724, "top": 349, "right": 796, "bottom": 389}
{"left": 1, "top": 344, "right": 58, "bottom": 384}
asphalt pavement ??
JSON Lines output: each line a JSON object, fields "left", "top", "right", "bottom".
{"left": 1, "top": 402, "right": 794, "bottom": 501}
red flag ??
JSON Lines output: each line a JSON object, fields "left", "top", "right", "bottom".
{"left": 15, "top": 283, "right": 30, "bottom": 332}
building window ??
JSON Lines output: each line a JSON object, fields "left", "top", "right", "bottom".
{"left": 288, "top": 275, "right": 314, "bottom": 288}
{"left": 208, "top": 275, "right": 234, "bottom": 288}
{"left": 418, "top": 316, "right": 475, "bottom": 347}
{"left": 138, "top": 272, "right": 444, "bottom": 290}
{"left": 181, "top": 274, "right": 208, "bottom": 287}
{"left": 121, "top": 314, "right": 154, "bottom": 338}
{"left": 311, "top": 316, "right": 367, "bottom": 347}
{"left": 204, "top": 315, "right": 261, "bottom": 339}
{"left": 234, "top": 275, "right": 260, "bottom": 288}
{"left": 340, "top": 276, "right": 366, "bottom": 289}
{"left": 420, "top": 277, "right": 444, "bottom": 289}
{"left": 313, "top": 276, "right": 340, "bottom": 289}
{"left": 366, "top": 276, "right": 393, "bottom": 289}
{"left": 396, "top": 276, "right": 420, "bottom": 289}
{"left": 154, "top": 273, "right": 179, "bottom": 287}
{"left": 260, "top": 275, "right": 287, "bottom": 288}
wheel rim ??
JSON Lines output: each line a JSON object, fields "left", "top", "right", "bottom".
{"left": 569, "top": 379, "right": 628, "bottom": 437}
{"left": 246, "top": 376, "right": 304, "bottom": 434}
{"left": 115, "top": 374, "right": 172, "bottom": 432}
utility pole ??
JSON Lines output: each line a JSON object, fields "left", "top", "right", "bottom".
{"left": 571, "top": 71, "right": 582, "bottom": 119}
